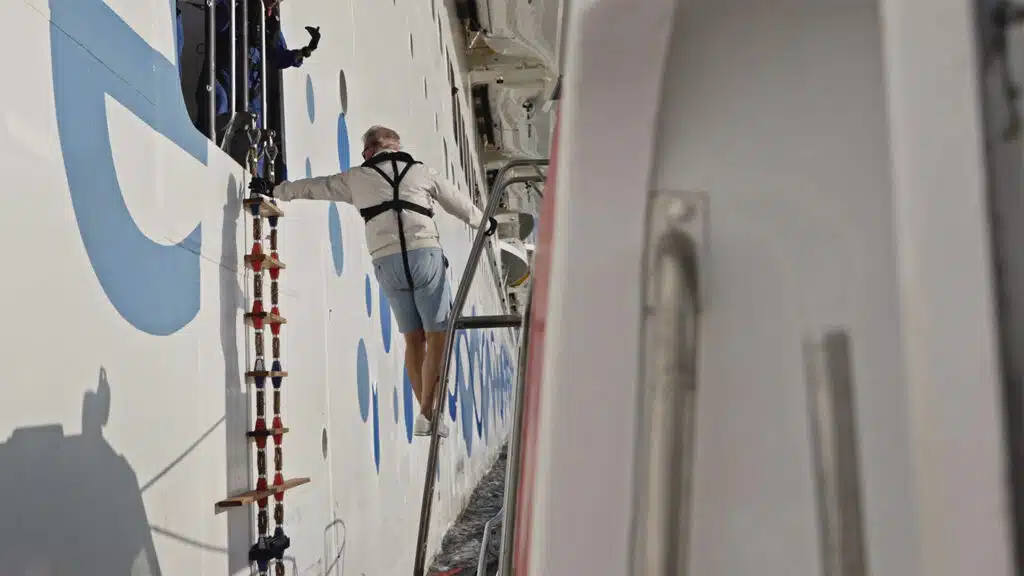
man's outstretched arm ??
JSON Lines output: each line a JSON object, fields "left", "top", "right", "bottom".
{"left": 251, "top": 173, "right": 354, "bottom": 203}
{"left": 428, "top": 168, "right": 489, "bottom": 229}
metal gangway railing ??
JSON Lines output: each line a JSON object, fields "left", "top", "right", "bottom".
{"left": 493, "top": 275, "right": 535, "bottom": 576}
{"left": 184, "top": 0, "right": 276, "bottom": 158}
{"left": 412, "top": 159, "right": 549, "bottom": 576}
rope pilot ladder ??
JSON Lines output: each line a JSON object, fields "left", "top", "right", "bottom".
{"left": 215, "top": 113, "right": 310, "bottom": 576}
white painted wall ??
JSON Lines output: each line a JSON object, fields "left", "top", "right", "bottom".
{"left": 0, "top": 1, "right": 514, "bottom": 574}
{"left": 523, "top": 0, "right": 677, "bottom": 574}
{"left": 522, "top": 0, "right": 1016, "bottom": 574}
{"left": 653, "top": 1, "right": 915, "bottom": 573}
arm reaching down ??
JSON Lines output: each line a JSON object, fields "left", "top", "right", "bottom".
{"left": 428, "top": 168, "right": 485, "bottom": 228}
{"left": 251, "top": 173, "right": 354, "bottom": 203}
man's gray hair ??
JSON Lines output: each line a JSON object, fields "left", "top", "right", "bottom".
{"left": 362, "top": 125, "right": 401, "bottom": 152}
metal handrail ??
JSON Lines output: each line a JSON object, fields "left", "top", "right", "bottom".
{"left": 496, "top": 282, "right": 534, "bottom": 576}
{"left": 205, "top": 0, "right": 239, "bottom": 145}
{"left": 478, "top": 508, "right": 505, "bottom": 575}
{"left": 485, "top": 181, "right": 543, "bottom": 321}
{"left": 629, "top": 192, "right": 703, "bottom": 576}
{"left": 259, "top": 5, "right": 267, "bottom": 130}
{"left": 803, "top": 329, "right": 867, "bottom": 576}
{"left": 229, "top": 0, "right": 236, "bottom": 117}
{"left": 240, "top": 0, "right": 249, "bottom": 114}
{"left": 484, "top": 159, "right": 553, "bottom": 206}
{"left": 205, "top": 0, "right": 216, "bottom": 139}
{"left": 219, "top": 111, "right": 247, "bottom": 152}
{"left": 412, "top": 159, "right": 549, "bottom": 576}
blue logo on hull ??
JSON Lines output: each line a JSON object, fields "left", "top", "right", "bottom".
{"left": 49, "top": 0, "right": 207, "bottom": 335}
{"left": 47, "top": 0, "right": 517, "bottom": 474}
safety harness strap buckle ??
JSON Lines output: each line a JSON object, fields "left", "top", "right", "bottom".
{"left": 359, "top": 200, "right": 434, "bottom": 222}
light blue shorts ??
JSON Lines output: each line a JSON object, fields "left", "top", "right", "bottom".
{"left": 373, "top": 247, "right": 452, "bottom": 334}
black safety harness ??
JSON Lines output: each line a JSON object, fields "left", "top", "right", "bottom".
{"left": 359, "top": 151, "right": 435, "bottom": 290}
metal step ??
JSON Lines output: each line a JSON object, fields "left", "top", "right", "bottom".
{"left": 454, "top": 315, "right": 523, "bottom": 330}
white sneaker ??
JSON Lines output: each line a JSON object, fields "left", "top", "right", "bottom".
{"left": 413, "top": 414, "right": 450, "bottom": 439}
{"left": 414, "top": 414, "right": 432, "bottom": 436}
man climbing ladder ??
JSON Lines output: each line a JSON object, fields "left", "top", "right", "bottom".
{"left": 249, "top": 126, "right": 497, "bottom": 437}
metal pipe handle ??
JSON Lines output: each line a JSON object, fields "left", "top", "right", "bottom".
{"left": 497, "top": 283, "right": 534, "bottom": 576}
{"left": 205, "top": 0, "right": 216, "bottom": 139}
{"left": 478, "top": 508, "right": 504, "bottom": 576}
{"left": 803, "top": 329, "right": 868, "bottom": 576}
{"left": 629, "top": 190, "right": 702, "bottom": 576}
{"left": 259, "top": 5, "right": 268, "bottom": 131}
{"left": 240, "top": 0, "right": 248, "bottom": 113}
{"left": 229, "top": 0, "right": 236, "bottom": 117}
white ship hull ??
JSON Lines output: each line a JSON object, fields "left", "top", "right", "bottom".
{"left": 0, "top": 1, "right": 521, "bottom": 574}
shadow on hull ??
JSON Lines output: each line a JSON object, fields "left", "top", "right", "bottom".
{"left": 0, "top": 367, "right": 162, "bottom": 576}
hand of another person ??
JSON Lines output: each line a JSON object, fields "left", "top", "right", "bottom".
{"left": 304, "top": 26, "right": 321, "bottom": 52}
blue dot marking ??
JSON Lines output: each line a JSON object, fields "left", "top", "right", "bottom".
{"left": 379, "top": 283, "right": 392, "bottom": 353}
{"left": 393, "top": 386, "right": 400, "bottom": 424}
{"left": 305, "top": 75, "right": 316, "bottom": 123}
{"left": 371, "top": 386, "right": 380, "bottom": 473}
{"left": 403, "top": 366, "right": 414, "bottom": 443}
{"left": 338, "top": 114, "right": 351, "bottom": 171}
{"left": 356, "top": 339, "right": 370, "bottom": 422}
{"left": 364, "top": 275, "right": 372, "bottom": 317}
{"left": 328, "top": 204, "right": 344, "bottom": 276}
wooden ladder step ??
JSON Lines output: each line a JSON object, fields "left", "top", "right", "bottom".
{"left": 214, "top": 477, "right": 310, "bottom": 513}
{"left": 244, "top": 253, "right": 286, "bottom": 270}
{"left": 243, "top": 197, "right": 285, "bottom": 218}
{"left": 245, "top": 370, "right": 288, "bottom": 380}
{"left": 244, "top": 312, "right": 287, "bottom": 327}
{"left": 246, "top": 427, "right": 289, "bottom": 439}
